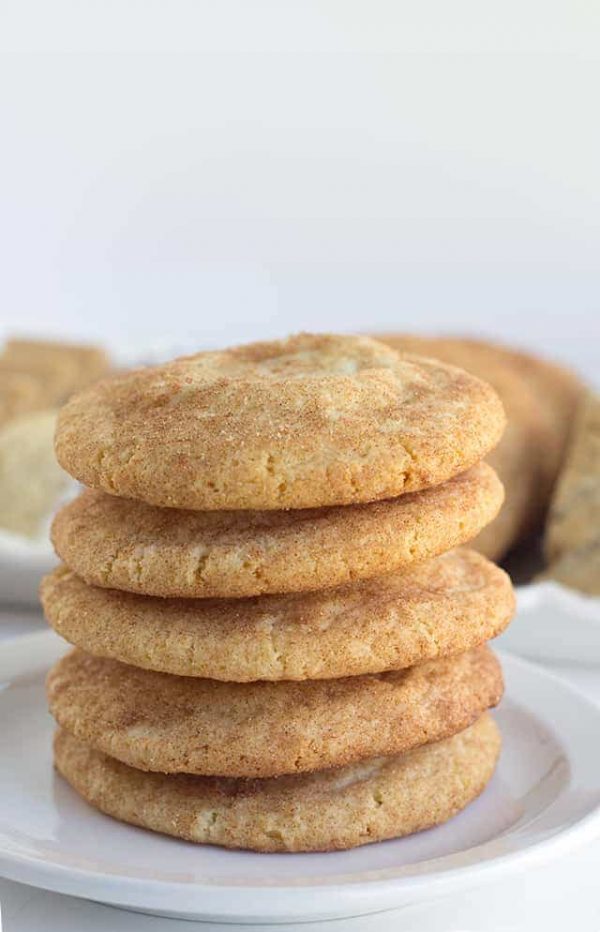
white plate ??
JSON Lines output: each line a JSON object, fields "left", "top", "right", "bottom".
{"left": 0, "top": 632, "right": 600, "bottom": 924}
{"left": 499, "top": 582, "right": 600, "bottom": 665}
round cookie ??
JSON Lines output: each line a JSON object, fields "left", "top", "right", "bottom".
{"left": 0, "top": 410, "right": 71, "bottom": 538}
{"left": 47, "top": 646, "right": 503, "bottom": 778}
{"left": 486, "top": 339, "right": 584, "bottom": 462}
{"left": 50, "top": 462, "right": 503, "bottom": 599}
{"left": 54, "top": 333, "right": 505, "bottom": 511}
{"left": 2, "top": 337, "right": 110, "bottom": 406}
{"left": 54, "top": 713, "right": 501, "bottom": 852}
{"left": 42, "top": 550, "right": 514, "bottom": 681}
{"left": 0, "top": 370, "right": 45, "bottom": 427}
{"left": 377, "top": 334, "right": 567, "bottom": 560}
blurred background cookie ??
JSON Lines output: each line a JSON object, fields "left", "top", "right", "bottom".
{"left": 0, "top": 410, "right": 70, "bottom": 538}
{"left": 377, "top": 334, "right": 585, "bottom": 564}
{"left": 0, "top": 338, "right": 110, "bottom": 407}
{"left": 0, "top": 337, "right": 110, "bottom": 542}
{"left": 0, "top": 370, "right": 46, "bottom": 427}
{"left": 542, "top": 392, "right": 600, "bottom": 595}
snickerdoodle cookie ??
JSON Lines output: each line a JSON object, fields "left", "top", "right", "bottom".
{"left": 54, "top": 713, "right": 500, "bottom": 852}
{"left": 1, "top": 338, "right": 110, "bottom": 406}
{"left": 42, "top": 550, "right": 514, "bottom": 681}
{"left": 0, "top": 410, "right": 71, "bottom": 538}
{"left": 0, "top": 370, "right": 45, "bottom": 427}
{"left": 377, "top": 334, "right": 558, "bottom": 559}
{"left": 542, "top": 392, "right": 600, "bottom": 594}
{"left": 50, "top": 462, "right": 503, "bottom": 599}
{"left": 378, "top": 334, "right": 585, "bottom": 560}
{"left": 47, "top": 646, "right": 502, "bottom": 778}
{"left": 54, "top": 334, "right": 505, "bottom": 511}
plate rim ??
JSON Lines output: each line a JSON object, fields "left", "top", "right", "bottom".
{"left": 1, "top": 631, "right": 600, "bottom": 920}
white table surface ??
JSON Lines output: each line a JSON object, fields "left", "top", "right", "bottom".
{"left": 2, "top": 609, "right": 600, "bottom": 932}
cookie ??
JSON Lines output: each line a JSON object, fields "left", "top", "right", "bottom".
{"left": 484, "top": 339, "right": 584, "bottom": 464}
{"left": 0, "top": 370, "right": 45, "bottom": 427}
{"left": 540, "top": 550, "right": 600, "bottom": 595}
{"left": 0, "top": 410, "right": 71, "bottom": 538}
{"left": 51, "top": 461, "right": 503, "bottom": 599}
{"left": 54, "top": 333, "right": 505, "bottom": 511}
{"left": 42, "top": 550, "right": 514, "bottom": 681}
{"left": 47, "top": 646, "right": 502, "bottom": 778}
{"left": 1, "top": 338, "right": 110, "bottom": 406}
{"left": 54, "top": 713, "right": 500, "bottom": 853}
{"left": 542, "top": 392, "right": 600, "bottom": 595}
{"left": 377, "top": 334, "right": 579, "bottom": 560}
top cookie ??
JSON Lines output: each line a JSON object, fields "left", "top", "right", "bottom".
{"left": 55, "top": 333, "right": 505, "bottom": 510}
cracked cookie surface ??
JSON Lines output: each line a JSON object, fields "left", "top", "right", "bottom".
{"left": 54, "top": 333, "right": 505, "bottom": 510}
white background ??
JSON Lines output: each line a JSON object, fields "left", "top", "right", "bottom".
{"left": 0, "top": 1, "right": 599, "bottom": 379}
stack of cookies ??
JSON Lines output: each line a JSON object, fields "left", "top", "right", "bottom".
{"left": 42, "top": 334, "right": 514, "bottom": 852}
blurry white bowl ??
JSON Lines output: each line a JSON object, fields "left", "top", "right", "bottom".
{"left": 0, "top": 529, "right": 57, "bottom": 606}
{"left": 499, "top": 581, "right": 600, "bottom": 665}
